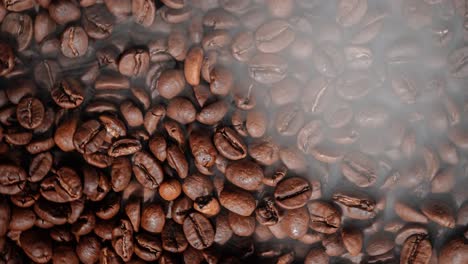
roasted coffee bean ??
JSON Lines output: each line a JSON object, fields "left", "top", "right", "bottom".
{"left": 33, "top": 199, "right": 70, "bottom": 225}
{"left": 307, "top": 201, "right": 341, "bottom": 234}
{"left": 281, "top": 206, "right": 309, "bottom": 239}
{"left": 119, "top": 49, "right": 150, "bottom": 77}
{"left": 167, "top": 144, "right": 188, "bottom": 178}
{"left": 249, "top": 137, "right": 280, "bottom": 166}
{"left": 73, "top": 120, "right": 106, "bottom": 154}
{"left": 49, "top": 0, "right": 81, "bottom": 25}
{"left": 183, "top": 212, "right": 215, "bottom": 249}
{"left": 82, "top": 4, "right": 114, "bottom": 39}
{"left": 108, "top": 138, "right": 142, "bottom": 157}
{"left": 256, "top": 196, "right": 282, "bottom": 226}
{"left": 297, "top": 120, "right": 324, "bottom": 154}
{"left": 274, "top": 177, "right": 311, "bottom": 209}
{"left": 275, "top": 104, "right": 304, "bottom": 136}
{"left": 76, "top": 235, "right": 102, "bottom": 264}
{"left": 219, "top": 186, "right": 256, "bottom": 216}
{"left": 394, "top": 200, "right": 429, "bottom": 224}
{"left": 213, "top": 127, "right": 246, "bottom": 160}
{"left": 312, "top": 44, "right": 345, "bottom": 78}
{"left": 225, "top": 159, "right": 264, "bottom": 191}
{"left": 112, "top": 219, "right": 134, "bottom": 261}
{"left": 421, "top": 198, "right": 456, "bottom": 228}
{"left": 60, "top": 26, "right": 88, "bottom": 58}
{"left": 166, "top": 97, "right": 196, "bottom": 125}
{"left": 400, "top": 234, "right": 432, "bottom": 264}
{"left": 341, "top": 226, "right": 363, "bottom": 256}
{"left": 248, "top": 53, "right": 287, "bottom": 84}
{"left": 341, "top": 151, "right": 378, "bottom": 187}
{"left": 51, "top": 78, "right": 85, "bottom": 109}
{"left": 40, "top": 167, "right": 82, "bottom": 203}
{"left": 255, "top": 20, "right": 295, "bottom": 53}
{"left": 19, "top": 228, "right": 52, "bottom": 263}
{"left": 162, "top": 220, "right": 188, "bottom": 253}
{"left": 16, "top": 97, "right": 44, "bottom": 130}
{"left": 134, "top": 233, "right": 162, "bottom": 261}
{"left": 0, "top": 164, "right": 26, "bottom": 195}
{"left": 132, "top": 0, "right": 156, "bottom": 27}
{"left": 0, "top": 42, "right": 15, "bottom": 76}
{"left": 1, "top": 13, "right": 33, "bottom": 51}
{"left": 189, "top": 129, "right": 217, "bottom": 168}
{"left": 332, "top": 190, "right": 376, "bottom": 220}
{"left": 132, "top": 151, "right": 164, "bottom": 189}
{"left": 71, "top": 209, "right": 95, "bottom": 237}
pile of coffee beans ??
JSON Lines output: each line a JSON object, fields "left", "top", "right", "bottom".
{"left": 1, "top": 0, "right": 468, "bottom": 263}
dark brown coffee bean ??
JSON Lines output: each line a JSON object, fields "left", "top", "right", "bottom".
{"left": 82, "top": 166, "right": 110, "bottom": 201}
{"left": 132, "top": 0, "right": 156, "bottom": 27}
{"left": 183, "top": 212, "right": 215, "bottom": 250}
{"left": 28, "top": 152, "right": 53, "bottom": 183}
{"left": 256, "top": 196, "right": 282, "bottom": 226}
{"left": 249, "top": 137, "right": 280, "bottom": 166}
{"left": 301, "top": 77, "right": 334, "bottom": 115}
{"left": 8, "top": 207, "right": 35, "bottom": 231}
{"left": 225, "top": 159, "right": 264, "bottom": 191}
{"left": 0, "top": 164, "right": 26, "bottom": 195}
{"left": 33, "top": 198, "right": 70, "bottom": 225}
{"left": 341, "top": 151, "right": 378, "bottom": 187}
{"left": 77, "top": 235, "right": 102, "bottom": 264}
{"left": 19, "top": 228, "right": 52, "bottom": 263}
{"left": 255, "top": 20, "right": 295, "bottom": 53}
{"left": 41, "top": 167, "right": 82, "bottom": 203}
{"left": 167, "top": 144, "right": 188, "bottom": 179}
{"left": 111, "top": 219, "right": 134, "bottom": 262}
{"left": 189, "top": 129, "right": 217, "bottom": 169}
{"left": 166, "top": 97, "right": 196, "bottom": 124}
{"left": 132, "top": 151, "right": 164, "bottom": 189}
{"left": 307, "top": 201, "right": 341, "bottom": 234}
{"left": 16, "top": 97, "right": 44, "bottom": 130}
{"left": 134, "top": 233, "right": 162, "bottom": 261}
{"left": 82, "top": 4, "right": 114, "bottom": 39}
{"left": 95, "top": 72, "right": 130, "bottom": 90}
{"left": 275, "top": 104, "right": 304, "bottom": 136}
{"left": 1, "top": 13, "right": 33, "bottom": 51}
{"left": 213, "top": 127, "right": 247, "bottom": 161}
{"left": 332, "top": 190, "right": 377, "bottom": 220}
{"left": 304, "top": 246, "right": 329, "bottom": 264}
{"left": 203, "top": 8, "right": 239, "bottom": 29}
{"left": 49, "top": 0, "right": 81, "bottom": 25}
{"left": 98, "top": 247, "right": 120, "bottom": 264}
{"left": 279, "top": 147, "right": 308, "bottom": 172}
{"left": 73, "top": 120, "right": 106, "bottom": 154}
{"left": 108, "top": 138, "right": 142, "bottom": 157}
{"left": 394, "top": 200, "right": 428, "bottom": 224}
{"left": 71, "top": 209, "right": 95, "bottom": 237}
{"left": 341, "top": 226, "right": 363, "bottom": 256}
{"left": 366, "top": 232, "right": 394, "bottom": 256}
{"left": 322, "top": 232, "right": 347, "bottom": 257}
{"left": 119, "top": 49, "right": 150, "bottom": 77}
{"left": 281, "top": 206, "right": 309, "bottom": 239}
{"left": 231, "top": 31, "right": 256, "bottom": 62}
{"left": 34, "top": 10, "right": 57, "bottom": 43}
{"left": 51, "top": 78, "right": 85, "bottom": 109}
{"left": 421, "top": 198, "right": 456, "bottom": 228}
{"left": 167, "top": 27, "right": 189, "bottom": 61}
{"left": 95, "top": 192, "right": 121, "bottom": 220}
{"left": 438, "top": 237, "right": 468, "bottom": 264}
{"left": 219, "top": 186, "right": 256, "bottom": 216}
{"left": 104, "top": 0, "right": 132, "bottom": 21}
{"left": 395, "top": 224, "right": 428, "bottom": 245}
{"left": 162, "top": 220, "right": 188, "bottom": 253}
{"left": 209, "top": 66, "right": 234, "bottom": 96}
{"left": 26, "top": 137, "right": 55, "bottom": 155}
{"left": 400, "top": 234, "right": 432, "bottom": 264}
{"left": 248, "top": 53, "right": 288, "bottom": 84}
{"left": 60, "top": 26, "right": 88, "bottom": 58}
{"left": 274, "top": 177, "right": 311, "bottom": 209}
{"left": 0, "top": 42, "right": 15, "bottom": 76}
{"left": 296, "top": 120, "right": 324, "bottom": 154}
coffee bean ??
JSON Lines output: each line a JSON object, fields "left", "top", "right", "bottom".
{"left": 297, "top": 120, "right": 324, "bottom": 154}
{"left": 209, "top": 65, "right": 234, "bottom": 96}
{"left": 256, "top": 196, "right": 282, "bottom": 226}
{"left": 183, "top": 212, "right": 215, "bottom": 249}
{"left": 73, "top": 120, "right": 106, "bottom": 154}
{"left": 255, "top": 20, "right": 295, "bottom": 53}
{"left": 76, "top": 235, "right": 102, "bottom": 264}
{"left": 395, "top": 224, "right": 428, "bottom": 245}
{"left": 400, "top": 234, "right": 432, "bottom": 264}
{"left": 1, "top": 13, "right": 33, "bottom": 51}
{"left": 51, "top": 78, "right": 85, "bottom": 109}
{"left": 0, "top": 164, "right": 26, "bottom": 195}
{"left": 231, "top": 31, "right": 256, "bottom": 62}
{"left": 312, "top": 44, "right": 344, "bottom": 78}
{"left": 275, "top": 104, "right": 304, "bottom": 136}
{"left": 119, "top": 49, "right": 150, "bottom": 77}
{"left": 166, "top": 97, "right": 196, "bottom": 125}
{"left": 225, "top": 159, "right": 264, "bottom": 191}
{"left": 0, "top": 42, "right": 15, "bottom": 76}
{"left": 19, "top": 228, "right": 52, "bottom": 263}
{"left": 60, "top": 26, "right": 88, "bottom": 58}
{"left": 249, "top": 137, "right": 280, "bottom": 166}
{"left": 341, "top": 226, "right": 363, "bottom": 256}
{"left": 213, "top": 127, "right": 247, "bottom": 161}
{"left": 281, "top": 206, "right": 309, "bottom": 239}
{"left": 332, "top": 190, "right": 376, "bottom": 220}
{"left": 132, "top": 0, "right": 156, "bottom": 27}
{"left": 134, "top": 233, "right": 162, "bottom": 261}
{"left": 219, "top": 185, "right": 256, "bottom": 216}
{"left": 274, "top": 177, "right": 311, "bottom": 209}
{"left": 132, "top": 151, "right": 164, "bottom": 189}
{"left": 341, "top": 151, "right": 378, "bottom": 188}
{"left": 421, "top": 198, "right": 456, "bottom": 228}
{"left": 307, "top": 201, "right": 341, "bottom": 234}
{"left": 162, "top": 219, "right": 188, "bottom": 253}
{"left": 248, "top": 53, "right": 288, "bottom": 84}
{"left": 112, "top": 219, "right": 134, "bottom": 261}
{"left": 82, "top": 4, "right": 114, "bottom": 39}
